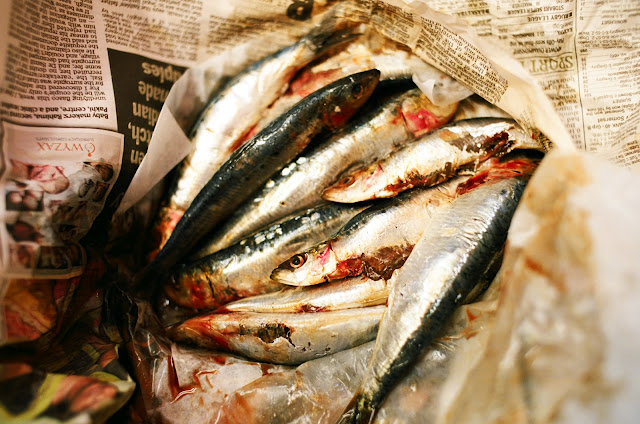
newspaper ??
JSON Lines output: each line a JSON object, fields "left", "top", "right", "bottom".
{"left": 0, "top": 0, "right": 637, "bottom": 417}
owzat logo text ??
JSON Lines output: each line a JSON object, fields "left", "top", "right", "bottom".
{"left": 36, "top": 142, "right": 96, "bottom": 155}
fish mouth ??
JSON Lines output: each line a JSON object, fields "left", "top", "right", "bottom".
{"left": 270, "top": 268, "right": 299, "bottom": 285}
{"left": 321, "top": 186, "right": 346, "bottom": 202}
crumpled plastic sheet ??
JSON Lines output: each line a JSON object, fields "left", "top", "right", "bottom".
{"left": 110, "top": 285, "right": 292, "bottom": 423}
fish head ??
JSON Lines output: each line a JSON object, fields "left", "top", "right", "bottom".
{"left": 322, "top": 163, "right": 388, "bottom": 202}
{"left": 508, "top": 125, "right": 546, "bottom": 152}
{"left": 164, "top": 266, "right": 217, "bottom": 310}
{"left": 171, "top": 317, "right": 227, "bottom": 351}
{"left": 270, "top": 242, "right": 337, "bottom": 286}
{"left": 400, "top": 92, "right": 459, "bottom": 137}
{"left": 146, "top": 206, "right": 185, "bottom": 262}
{"left": 456, "top": 154, "right": 541, "bottom": 196}
{"left": 322, "top": 69, "right": 381, "bottom": 131}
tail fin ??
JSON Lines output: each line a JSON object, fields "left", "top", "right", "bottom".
{"left": 305, "top": 8, "right": 364, "bottom": 54}
{"left": 336, "top": 392, "right": 376, "bottom": 424}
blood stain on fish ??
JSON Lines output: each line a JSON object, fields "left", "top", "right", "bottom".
{"left": 403, "top": 108, "right": 439, "bottom": 136}
{"left": 465, "top": 308, "right": 478, "bottom": 323}
{"left": 334, "top": 257, "right": 364, "bottom": 279}
{"left": 240, "top": 323, "right": 295, "bottom": 346}
{"left": 361, "top": 245, "right": 414, "bottom": 280}
{"left": 298, "top": 304, "right": 329, "bottom": 313}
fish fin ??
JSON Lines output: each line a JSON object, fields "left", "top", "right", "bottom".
{"left": 306, "top": 10, "right": 363, "bottom": 54}
{"left": 336, "top": 393, "right": 376, "bottom": 424}
{"left": 132, "top": 263, "right": 164, "bottom": 292}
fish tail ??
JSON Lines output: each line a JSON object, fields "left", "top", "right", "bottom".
{"left": 132, "top": 263, "right": 162, "bottom": 292}
{"left": 336, "top": 393, "right": 377, "bottom": 424}
{"left": 306, "top": 11, "right": 362, "bottom": 54}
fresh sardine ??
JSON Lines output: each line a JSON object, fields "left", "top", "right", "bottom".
{"left": 337, "top": 175, "right": 532, "bottom": 424}
{"left": 220, "top": 275, "right": 390, "bottom": 314}
{"left": 165, "top": 202, "right": 368, "bottom": 310}
{"left": 322, "top": 118, "right": 542, "bottom": 202}
{"left": 308, "top": 38, "right": 473, "bottom": 100}
{"left": 193, "top": 87, "right": 457, "bottom": 256}
{"left": 170, "top": 306, "right": 386, "bottom": 365}
{"left": 245, "top": 42, "right": 463, "bottom": 140}
{"left": 271, "top": 176, "right": 462, "bottom": 287}
{"left": 146, "top": 15, "right": 361, "bottom": 260}
{"left": 144, "top": 70, "right": 380, "bottom": 279}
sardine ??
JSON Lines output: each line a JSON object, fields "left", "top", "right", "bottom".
{"left": 165, "top": 202, "right": 368, "bottom": 310}
{"left": 270, "top": 176, "right": 462, "bottom": 287}
{"left": 322, "top": 118, "right": 542, "bottom": 202}
{"left": 220, "top": 275, "right": 390, "bottom": 314}
{"left": 144, "top": 69, "right": 380, "bottom": 279}
{"left": 170, "top": 306, "right": 386, "bottom": 365}
{"left": 193, "top": 87, "right": 457, "bottom": 257}
{"left": 307, "top": 37, "right": 473, "bottom": 97}
{"left": 146, "top": 15, "right": 361, "bottom": 260}
{"left": 336, "top": 175, "right": 531, "bottom": 424}
{"left": 245, "top": 42, "right": 462, "bottom": 140}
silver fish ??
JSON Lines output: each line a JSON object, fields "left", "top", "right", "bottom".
{"left": 322, "top": 117, "right": 542, "bottom": 203}
{"left": 308, "top": 37, "right": 474, "bottom": 96}
{"left": 270, "top": 176, "right": 462, "bottom": 286}
{"left": 170, "top": 306, "right": 386, "bottom": 365}
{"left": 246, "top": 42, "right": 463, "bottom": 139}
{"left": 147, "top": 14, "right": 360, "bottom": 260}
{"left": 220, "top": 275, "right": 390, "bottom": 314}
{"left": 165, "top": 202, "right": 368, "bottom": 310}
{"left": 193, "top": 87, "right": 458, "bottom": 256}
{"left": 337, "top": 175, "right": 531, "bottom": 424}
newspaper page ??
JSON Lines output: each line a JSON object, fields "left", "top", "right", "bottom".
{"left": 424, "top": 0, "right": 640, "bottom": 166}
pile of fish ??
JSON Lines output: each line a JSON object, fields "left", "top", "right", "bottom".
{"left": 140, "top": 14, "right": 545, "bottom": 424}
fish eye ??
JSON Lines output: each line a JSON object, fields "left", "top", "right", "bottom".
{"left": 351, "top": 83, "right": 364, "bottom": 98}
{"left": 169, "top": 276, "right": 181, "bottom": 290}
{"left": 340, "top": 175, "right": 354, "bottom": 186}
{"left": 289, "top": 254, "right": 307, "bottom": 269}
